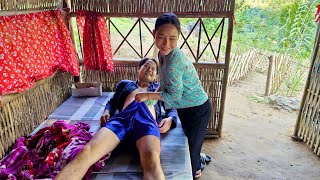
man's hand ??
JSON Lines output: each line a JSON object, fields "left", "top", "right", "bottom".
{"left": 158, "top": 117, "right": 173, "bottom": 133}
{"left": 155, "top": 85, "right": 161, "bottom": 92}
{"left": 135, "top": 93, "right": 149, "bottom": 102}
{"left": 100, "top": 110, "right": 111, "bottom": 127}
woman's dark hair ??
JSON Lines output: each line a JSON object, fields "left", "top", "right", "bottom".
{"left": 139, "top": 58, "right": 158, "bottom": 74}
{"left": 154, "top": 13, "right": 181, "bottom": 33}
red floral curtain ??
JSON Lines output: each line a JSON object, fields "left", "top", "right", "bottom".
{"left": 76, "top": 10, "right": 114, "bottom": 72}
{"left": 0, "top": 10, "right": 80, "bottom": 95}
{"left": 316, "top": 5, "right": 320, "bottom": 22}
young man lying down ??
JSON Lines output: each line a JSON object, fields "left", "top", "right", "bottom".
{"left": 56, "top": 58, "right": 178, "bottom": 180}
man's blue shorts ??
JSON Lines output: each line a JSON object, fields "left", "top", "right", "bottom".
{"left": 104, "top": 101, "right": 160, "bottom": 142}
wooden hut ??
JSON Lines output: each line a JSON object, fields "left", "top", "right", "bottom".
{"left": 0, "top": 0, "right": 235, "bottom": 164}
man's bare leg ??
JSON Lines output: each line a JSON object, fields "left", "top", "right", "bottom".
{"left": 55, "top": 128, "right": 121, "bottom": 180}
{"left": 136, "top": 135, "right": 165, "bottom": 180}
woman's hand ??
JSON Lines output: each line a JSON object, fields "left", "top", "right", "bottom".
{"left": 135, "top": 93, "right": 149, "bottom": 102}
{"left": 158, "top": 117, "right": 173, "bottom": 133}
{"left": 100, "top": 110, "right": 110, "bottom": 127}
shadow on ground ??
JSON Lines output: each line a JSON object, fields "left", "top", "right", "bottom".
{"left": 200, "top": 71, "right": 320, "bottom": 180}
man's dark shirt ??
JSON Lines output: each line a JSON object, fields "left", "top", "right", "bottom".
{"left": 105, "top": 80, "right": 178, "bottom": 128}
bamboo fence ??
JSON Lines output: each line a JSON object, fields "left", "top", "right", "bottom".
{"left": 227, "top": 50, "right": 257, "bottom": 86}
{"left": 264, "top": 53, "right": 290, "bottom": 96}
{"left": 226, "top": 49, "right": 308, "bottom": 97}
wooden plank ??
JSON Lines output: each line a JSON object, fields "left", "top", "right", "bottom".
{"left": 48, "top": 92, "right": 113, "bottom": 120}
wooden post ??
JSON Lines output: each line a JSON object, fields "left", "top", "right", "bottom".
{"left": 265, "top": 55, "right": 274, "bottom": 96}
{"left": 153, "top": 43, "right": 159, "bottom": 61}
{"left": 65, "top": 0, "right": 80, "bottom": 83}
{"left": 218, "top": 2, "right": 235, "bottom": 137}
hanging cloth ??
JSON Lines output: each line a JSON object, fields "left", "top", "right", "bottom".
{"left": 0, "top": 10, "right": 80, "bottom": 95}
{"left": 315, "top": 4, "right": 320, "bottom": 22}
{"left": 76, "top": 10, "right": 114, "bottom": 72}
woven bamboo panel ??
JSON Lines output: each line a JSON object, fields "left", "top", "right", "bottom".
{"left": 0, "top": 72, "right": 73, "bottom": 159}
{"left": 0, "top": 0, "right": 63, "bottom": 11}
{"left": 269, "top": 53, "right": 290, "bottom": 95}
{"left": 195, "top": 63, "right": 225, "bottom": 137}
{"left": 294, "top": 23, "right": 320, "bottom": 156}
{"left": 228, "top": 50, "right": 257, "bottom": 86}
{"left": 71, "top": 0, "right": 233, "bottom": 17}
{"left": 81, "top": 61, "right": 226, "bottom": 138}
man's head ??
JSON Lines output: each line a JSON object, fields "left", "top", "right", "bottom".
{"left": 138, "top": 58, "right": 158, "bottom": 83}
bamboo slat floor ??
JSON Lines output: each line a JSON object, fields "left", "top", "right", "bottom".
{"left": 32, "top": 92, "right": 192, "bottom": 179}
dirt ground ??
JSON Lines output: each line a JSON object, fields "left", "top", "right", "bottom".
{"left": 200, "top": 71, "right": 320, "bottom": 180}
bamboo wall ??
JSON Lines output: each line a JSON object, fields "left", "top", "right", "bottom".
{"left": 293, "top": 22, "right": 320, "bottom": 156}
{"left": 0, "top": 72, "right": 73, "bottom": 159}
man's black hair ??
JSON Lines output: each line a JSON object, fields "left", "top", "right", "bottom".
{"left": 139, "top": 58, "right": 158, "bottom": 74}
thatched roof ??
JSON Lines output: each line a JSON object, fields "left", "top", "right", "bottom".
{"left": 0, "top": 0, "right": 64, "bottom": 11}
{"left": 1, "top": 0, "right": 234, "bottom": 18}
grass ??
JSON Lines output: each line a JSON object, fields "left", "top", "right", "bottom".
{"left": 249, "top": 95, "right": 271, "bottom": 104}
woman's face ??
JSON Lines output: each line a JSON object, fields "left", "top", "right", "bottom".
{"left": 153, "top": 23, "right": 179, "bottom": 56}
{"left": 138, "top": 60, "right": 158, "bottom": 83}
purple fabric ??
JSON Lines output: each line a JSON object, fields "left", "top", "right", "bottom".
{"left": 0, "top": 120, "right": 110, "bottom": 179}
{"left": 0, "top": 137, "right": 29, "bottom": 179}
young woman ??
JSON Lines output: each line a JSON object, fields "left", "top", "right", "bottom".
{"left": 135, "top": 13, "right": 212, "bottom": 179}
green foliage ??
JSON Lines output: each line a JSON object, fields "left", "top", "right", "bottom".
{"left": 233, "top": 0, "right": 319, "bottom": 59}
{"left": 276, "top": 0, "right": 318, "bottom": 96}
{"left": 278, "top": 1, "right": 318, "bottom": 58}
{"left": 109, "top": 18, "right": 137, "bottom": 33}
{"left": 233, "top": 7, "right": 280, "bottom": 51}
{"left": 233, "top": 0, "right": 319, "bottom": 96}
{"left": 70, "top": 17, "right": 82, "bottom": 58}
{"left": 180, "top": 18, "right": 198, "bottom": 26}
{"left": 249, "top": 95, "right": 271, "bottom": 103}
{"left": 232, "top": 7, "right": 282, "bottom": 53}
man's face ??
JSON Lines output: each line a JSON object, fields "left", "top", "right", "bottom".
{"left": 153, "top": 23, "right": 179, "bottom": 56}
{"left": 138, "top": 60, "right": 158, "bottom": 83}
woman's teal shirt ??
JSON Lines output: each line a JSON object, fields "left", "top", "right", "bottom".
{"left": 159, "top": 48, "right": 208, "bottom": 109}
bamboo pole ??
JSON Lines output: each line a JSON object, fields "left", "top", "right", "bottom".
{"left": 217, "top": 0, "right": 234, "bottom": 137}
